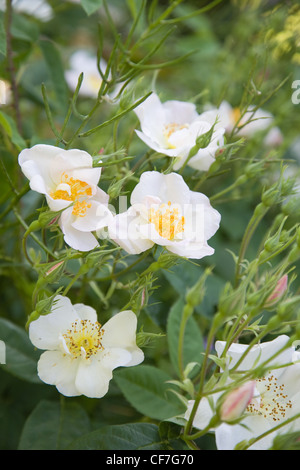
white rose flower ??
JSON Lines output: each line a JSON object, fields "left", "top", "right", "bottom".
{"left": 65, "top": 50, "right": 123, "bottom": 101}
{"left": 108, "top": 171, "right": 221, "bottom": 259}
{"left": 18, "top": 144, "right": 112, "bottom": 251}
{"left": 185, "top": 335, "right": 300, "bottom": 450}
{"left": 29, "top": 295, "right": 144, "bottom": 398}
{"left": 204, "top": 100, "right": 283, "bottom": 146}
{"left": 134, "top": 92, "right": 225, "bottom": 171}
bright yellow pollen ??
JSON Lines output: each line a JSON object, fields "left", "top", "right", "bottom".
{"left": 246, "top": 374, "right": 292, "bottom": 422}
{"left": 163, "top": 122, "right": 188, "bottom": 149}
{"left": 148, "top": 200, "right": 185, "bottom": 240}
{"left": 50, "top": 172, "right": 93, "bottom": 217}
{"left": 72, "top": 200, "right": 92, "bottom": 217}
{"left": 231, "top": 107, "right": 241, "bottom": 125}
{"left": 62, "top": 319, "right": 104, "bottom": 360}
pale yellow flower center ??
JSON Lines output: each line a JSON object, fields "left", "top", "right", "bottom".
{"left": 148, "top": 201, "right": 185, "bottom": 240}
{"left": 231, "top": 107, "right": 241, "bottom": 125}
{"left": 246, "top": 374, "right": 292, "bottom": 422}
{"left": 163, "top": 122, "right": 188, "bottom": 149}
{"left": 62, "top": 319, "right": 104, "bottom": 360}
{"left": 50, "top": 172, "right": 92, "bottom": 217}
{"left": 87, "top": 74, "right": 102, "bottom": 93}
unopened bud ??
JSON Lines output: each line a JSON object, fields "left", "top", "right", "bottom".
{"left": 261, "top": 188, "right": 279, "bottom": 207}
{"left": 220, "top": 381, "right": 256, "bottom": 422}
{"left": 265, "top": 274, "right": 288, "bottom": 308}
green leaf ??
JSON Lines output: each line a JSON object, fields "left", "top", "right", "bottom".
{"left": 39, "top": 38, "right": 69, "bottom": 112}
{"left": 18, "top": 399, "right": 91, "bottom": 450}
{"left": 0, "top": 318, "right": 40, "bottom": 384}
{"left": 69, "top": 422, "right": 163, "bottom": 450}
{"left": 0, "top": 111, "right": 27, "bottom": 150}
{"left": 162, "top": 260, "right": 224, "bottom": 317}
{"left": 167, "top": 297, "right": 204, "bottom": 378}
{"left": 80, "top": 0, "right": 103, "bottom": 16}
{"left": 10, "top": 12, "right": 39, "bottom": 42}
{"left": 114, "top": 365, "right": 185, "bottom": 421}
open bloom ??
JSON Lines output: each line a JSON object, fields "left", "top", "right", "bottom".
{"left": 204, "top": 100, "right": 283, "bottom": 146}
{"left": 108, "top": 171, "right": 221, "bottom": 259}
{"left": 134, "top": 93, "right": 225, "bottom": 171}
{"left": 65, "top": 50, "right": 123, "bottom": 101}
{"left": 185, "top": 335, "right": 300, "bottom": 450}
{"left": 18, "top": 144, "right": 112, "bottom": 251}
{"left": 29, "top": 295, "right": 144, "bottom": 398}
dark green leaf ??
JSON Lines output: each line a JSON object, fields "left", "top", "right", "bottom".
{"left": 69, "top": 422, "right": 164, "bottom": 450}
{"left": 18, "top": 399, "right": 91, "bottom": 450}
{"left": 0, "top": 318, "right": 40, "bottom": 384}
{"left": 114, "top": 365, "right": 185, "bottom": 421}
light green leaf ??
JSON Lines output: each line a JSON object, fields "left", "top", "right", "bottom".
{"left": 0, "top": 318, "right": 40, "bottom": 384}
{"left": 69, "top": 422, "right": 163, "bottom": 450}
{"left": 167, "top": 297, "right": 204, "bottom": 378}
{"left": 18, "top": 400, "right": 91, "bottom": 450}
{"left": 80, "top": 0, "right": 102, "bottom": 16}
{"left": 114, "top": 365, "right": 185, "bottom": 421}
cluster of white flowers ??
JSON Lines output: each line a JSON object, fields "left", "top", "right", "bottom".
{"left": 185, "top": 335, "right": 300, "bottom": 450}
{"left": 18, "top": 49, "right": 296, "bottom": 449}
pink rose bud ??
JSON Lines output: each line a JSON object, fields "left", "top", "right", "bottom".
{"left": 220, "top": 381, "right": 256, "bottom": 422}
{"left": 45, "top": 261, "right": 64, "bottom": 277}
{"left": 265, "top": 274, "right": 288, "bottom": 308}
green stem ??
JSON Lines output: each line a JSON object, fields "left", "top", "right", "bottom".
{"left": 234, "top": 205, "right": 268, "bottom": 286}
{"left": 177, "top": 304, "right": 193, "bottom": 380}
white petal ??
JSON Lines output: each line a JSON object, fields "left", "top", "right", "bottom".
{"left": 215, "top": 417, "right": 273, "bottom": 450}
{"left": 215, "top": 335, "right": 292, "bottom": 371}
{"left": 59, "top": 208, "right": 99, "bottom": 251}
{"left": 73, "top": 303, "right": 98, "bottom": 322}
{"left": 166, "top": 240, "right": 215, "bottom": 259}
{"left": 131, "top": 171, "right": 190, "bottom": 206}
{"left": 18, "top": 144, "right": 60, "bottom": 193}
{"left": 71, "top": 201, "right": 112, "bottom": 233}
{"left": 163, "top": 100, "right": 199, "bottom": 124}
{"left": 37, "top": 350, "right": 80, "bottom": 396}
{"left": 135, "top": 129, "right": 176, "bottom": 156}
{"left": 188, "top": 191, "right": 221, "bottom": 240}
{"left": 75, "top": 356, "right": 113, "bottom": 398}
{"left": 29, "top": 295, "right": 78, "bottom": 350}
{"left": 134, "top": 93, "right": 166, "bottom": 144}
{"left": 102, "top": 310, "right": 144, "bottom": 367}
{"left": 108, "top": 211, "right": 154, "bottom": 255}
{"left": 184, "top": 398, "right": 215, "bottom": 431}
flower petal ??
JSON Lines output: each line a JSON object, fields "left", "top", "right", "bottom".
{"left": 29, "top": 295, "right": 78, "bottom": 350}
{"left": 102, "top": 310, "right": 144, "bottom": 367}
{"left": 37, "top": 350, "right": 80, "bottom": 396}
{"left": 59, "top": 208, "right": 99, "bottom": 251}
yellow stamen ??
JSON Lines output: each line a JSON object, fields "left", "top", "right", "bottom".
{"left": 163, "top": 122, "right": 188, "bottom": 149}
{"left": 50, "top": 172, "right": 93, "bottom": 217}
{"left": 148, "top": 200, "right": 185, "bottom": 240}
{"left": 231, "top": 107, "right": 241, "bottom": 125}
{"left": 246, "top": 374, "right": 292, "bottom": 422}
{"left": 62, "top": 319, "right": 104, "bottom": 360}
